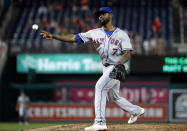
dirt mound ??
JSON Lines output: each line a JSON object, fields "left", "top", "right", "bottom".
{"left": 25, "top": 123, "right": 187, "bottom": 131}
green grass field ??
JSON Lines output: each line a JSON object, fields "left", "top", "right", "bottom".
{"left": 0, "top": 122, "right": 62, "bottom": 131}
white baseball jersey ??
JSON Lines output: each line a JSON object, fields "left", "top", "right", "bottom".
{"left": 76, "top": 27, "right": 133, "bottom": 68}
{"left": 76, "top": 27, "right": 142, "bottom": 125}
{"left": 17, "top": 95, "right": 30, "bottom": 116}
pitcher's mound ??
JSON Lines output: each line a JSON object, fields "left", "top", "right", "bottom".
{"left": 25, "top": 123, "right": 187, "bottom": 131}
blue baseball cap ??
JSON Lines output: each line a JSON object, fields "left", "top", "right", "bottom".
{"left": 95, "top": 7, "right": 113, "bottom": 16}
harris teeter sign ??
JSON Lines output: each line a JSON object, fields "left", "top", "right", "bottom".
{"left": 17, "top": 54, "right": 102, "bottom": 74}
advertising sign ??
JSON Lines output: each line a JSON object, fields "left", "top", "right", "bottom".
{"left": 71, "top": 88, "right": 95, "bottom": 102}
{"left": 150, "top": 88, "right": 168, "bottom": 103}
{"left": 130, "top": 56, "right": 187, "bottom": 74}
{"left": 54, "top": 81, "right": 169, "bottom": 103}
{"left": 28, "top": 104, "right": 167, "bottom": 121}
{"left": 17, "top": 54, "right": 102, "bottom": 74}
{"left": 169, "top": 89, "right": 187, "bottom": 122}
{"left": 163, "top": 57, "right": 187, "bottom": 73}
{"left": 69, "top": 88, "right": 168, "bottom": 103}
{"left": 120, "top": 88, "right": 149, "bottom": 103}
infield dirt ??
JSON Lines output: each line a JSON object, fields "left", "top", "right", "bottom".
{"left": 25, "top": 123, "right": 187, "bottom": 131}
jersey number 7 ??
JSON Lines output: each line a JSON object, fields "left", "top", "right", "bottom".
{"left": 112, "top": 48, "right": 118, "bottom": 55}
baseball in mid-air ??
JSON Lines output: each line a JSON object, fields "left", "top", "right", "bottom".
{"left": 32, "top": 24, "right": 38, "bottom": 30}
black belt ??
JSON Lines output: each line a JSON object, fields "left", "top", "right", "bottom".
{"left": 103, "top": 63, "right": 112, "bottom": 67}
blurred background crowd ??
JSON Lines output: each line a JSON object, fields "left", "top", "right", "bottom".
{"left": 0, "top": 0, "right": 186, "bottom": 55}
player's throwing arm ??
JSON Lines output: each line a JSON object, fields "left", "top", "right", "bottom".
{"left": 41, "top": 30, "right": 77, "bottom": 43}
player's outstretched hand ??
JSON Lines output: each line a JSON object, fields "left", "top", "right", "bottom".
{"left": 41, "top": 30, "right": 53, "bottom": 40}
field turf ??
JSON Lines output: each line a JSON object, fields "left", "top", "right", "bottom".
{"left": 0, "top": 122, "right": 61, "bottom": 131}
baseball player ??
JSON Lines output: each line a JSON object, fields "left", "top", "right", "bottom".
{"left": 16, "top": 92, "right": 30, "bottom": 124}
{"left": 41, "top": 7, "right": 145, "bottom": 131}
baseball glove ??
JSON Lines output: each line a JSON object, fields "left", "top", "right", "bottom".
{"left": 109, "top": 64, "right": 127, "bottom": 82}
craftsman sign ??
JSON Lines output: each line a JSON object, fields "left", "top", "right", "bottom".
{"left": 28, "top": 104, "right": 167, "bottom": 121}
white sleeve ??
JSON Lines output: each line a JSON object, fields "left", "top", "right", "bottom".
{"left": 78, "top": 30, "right": 93, "bottom": 43}
{"left": 121, "top": 31, "right": 133, "bottom": 51}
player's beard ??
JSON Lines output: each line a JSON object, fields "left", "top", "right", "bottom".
{"left": 100, "top": 17, "right": 110, "bottom": 26}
